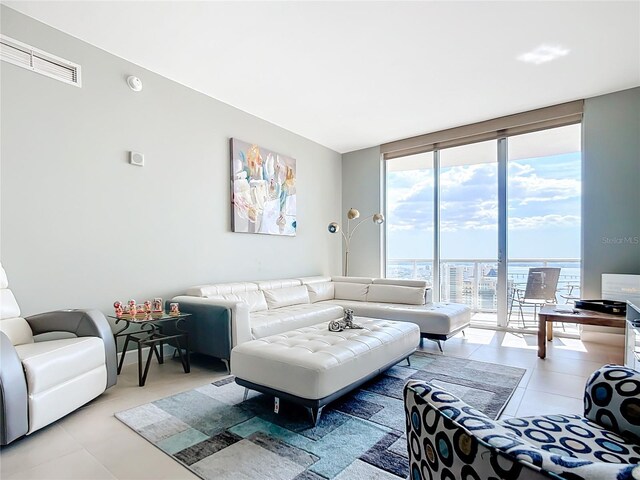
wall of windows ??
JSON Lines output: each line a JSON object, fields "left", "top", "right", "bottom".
{"left": 385, "top": 124, "right": 582, "bottom": 327}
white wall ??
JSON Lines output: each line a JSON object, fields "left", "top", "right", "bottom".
{"left": 0, "top": 6, "right": 342, "bottom": 318}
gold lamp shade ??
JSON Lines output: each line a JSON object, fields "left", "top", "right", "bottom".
{"left": 372, "top": 213, "right": 385, "bottom": 224}
{"left": 347, "top": 208, "right": 360, "bottom": 220}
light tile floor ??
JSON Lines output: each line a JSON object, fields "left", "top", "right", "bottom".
{"left": 0, "top": 328, "right": 624, "bottom": 479}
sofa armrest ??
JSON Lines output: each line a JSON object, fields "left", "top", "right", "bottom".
{"left": 172, "top": 296, "right": 251, "bottom": 348}
{"left": 0, "top": 332, "right": 28, "bottom": 445}
{"left": 584, "top": 364, "right": 640, "bottom": 443}
{"left": 25, "top": 309, "right": 117, "bottom": 389}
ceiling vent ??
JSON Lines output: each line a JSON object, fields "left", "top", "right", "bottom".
{"left": 0, "top": 34, "right": 81, "bottom": 87}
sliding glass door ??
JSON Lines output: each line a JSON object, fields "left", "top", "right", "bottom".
{"left": 439, "top": 141, "right": 498, "bottom": 318}
{"left": 385, "top": 124, "right": 582, "bottom": 328}
{"left": 506, "top": 124, "right": 582, "bottom": 330}
{"left": 386, "top": 152, "right": 435, "bottom": 285}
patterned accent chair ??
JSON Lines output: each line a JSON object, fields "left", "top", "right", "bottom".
{"left": 404, "top": 364, "right": 640, "bottom": 479}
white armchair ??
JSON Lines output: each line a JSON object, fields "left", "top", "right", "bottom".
{"left": 0, "top": 264, "right": 116, "bottom": 445}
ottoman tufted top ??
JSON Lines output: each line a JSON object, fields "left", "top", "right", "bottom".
{"left": 231, "top": 317, "right": 419, "bottom": 400}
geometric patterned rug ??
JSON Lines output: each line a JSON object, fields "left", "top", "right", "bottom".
{"left": 115, "top": 352, "right": 525, "bottom": 479}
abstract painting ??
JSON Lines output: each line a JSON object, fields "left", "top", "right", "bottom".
{"left": 230, "top": 139, "right": 297, "bottom": 236}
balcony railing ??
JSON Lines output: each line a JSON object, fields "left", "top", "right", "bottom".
{"left": 387, "top": 258, "right": 581, "bottom": 316}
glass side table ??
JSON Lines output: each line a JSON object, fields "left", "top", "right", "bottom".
{"left": 110, "top": 312, "right": 191, "bottom": 386}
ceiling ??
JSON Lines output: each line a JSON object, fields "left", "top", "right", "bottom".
{"left": 4, "top": 1, "right": 639, "bottom": 154}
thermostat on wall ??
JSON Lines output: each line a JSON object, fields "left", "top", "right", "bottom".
{"left": 129, "top": 151, "right": 144, "bottom": 167}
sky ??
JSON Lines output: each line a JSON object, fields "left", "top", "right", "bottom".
{"left": 386, "top": 152, "right": 581, "bottom": 261}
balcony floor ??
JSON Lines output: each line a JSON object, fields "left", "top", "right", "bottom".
{"left": 471, "top": 312, "right": 581, "bottom": 336}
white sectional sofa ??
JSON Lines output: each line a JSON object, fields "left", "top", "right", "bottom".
{"left": 172, "top": 275, "right": 470, "bottom": 370}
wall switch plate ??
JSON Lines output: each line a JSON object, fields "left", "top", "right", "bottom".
{"left": 130, "top": 151, "right": 144, "bottom": 166}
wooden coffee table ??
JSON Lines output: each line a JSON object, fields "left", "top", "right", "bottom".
{"left": 537, "top": 305, "right": 626, "bottom": 359}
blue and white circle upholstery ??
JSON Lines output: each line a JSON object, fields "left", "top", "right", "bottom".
{"left": 500, "top": 414, "right": 640, "bottom": 464}
{"left": 404, "top": 364, "right": 640, "bottom": 480}
{"left": 584, "top": 364, "right": 640, "bottom": 444}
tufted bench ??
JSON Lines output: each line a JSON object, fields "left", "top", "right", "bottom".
{"left": 230, "top": 317, "right": 420, "bottom": 425}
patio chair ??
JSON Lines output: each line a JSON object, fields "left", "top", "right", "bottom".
{"left": 508, "top": 267, "right": 561, "bottom": 328}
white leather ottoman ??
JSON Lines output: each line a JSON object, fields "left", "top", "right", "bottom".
{"left": 230, "top": 317, "right": 420, "bottom": 424}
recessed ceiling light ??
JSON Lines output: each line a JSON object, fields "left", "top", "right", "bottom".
{"left": 517, "top": 44, "right": 570, "bottom": 65}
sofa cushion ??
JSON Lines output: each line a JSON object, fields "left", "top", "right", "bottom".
{"left": 263, "top": 285, "right": 310, "bottom": 310}
{"left": 250, "top": 303, "right": 343, "bottom": 338}
{"left": 366, "top": 284, "right": 426, "bottom": 305}
{"left": 307, "top": 282, "right": 335, "bottom": 303}
{"left": 372, "top": 278, "right": 428, "bottom": 288}
{"left": 16, "top": 337, "right": 106, "bottom": 395}
{"left": 331, "top": 276, "right": 374, "bottom": 284}
{"left": 186, "top": 282, "right": 258, "bottom": 297}
{"left": 333, "top": 282, "right": 369, "bottom": 302}
{"left": 207, "top": 291, "right": 268, "bottom": 313}
{"left": 297, "top": 276, "right": 332, "bottom": 285}
{"left": 256, "top": 279, "right": 302, "bottom": 291}
{"left": 237, "top": 291, "right": 269, "bottom": 312}
{"left": 16, "top": 337, "right": 107, "bottom": 434}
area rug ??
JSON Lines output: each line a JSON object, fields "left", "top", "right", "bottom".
{"left": 116, "top": 352, "right": 525, "bottom": 480}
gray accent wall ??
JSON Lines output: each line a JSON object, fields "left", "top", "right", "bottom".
{"left": 340, "top": 147, "right": 383, "bottom": 278}
{"left": 0, "top": 7, "right": 342, "bottom": 317}
{"left": 582, "top": 87, "right": 640, "bottom": 298}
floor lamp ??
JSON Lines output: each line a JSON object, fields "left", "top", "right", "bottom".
{"left": 328, "top": 208, "right": 385, "bottom": 276}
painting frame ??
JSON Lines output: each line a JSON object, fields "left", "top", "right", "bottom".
{"left": 230, "top": 138, "right": 297, "bottom": 236}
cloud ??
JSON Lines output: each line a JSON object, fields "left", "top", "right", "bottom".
{"left": 510, "top": 214, "right": 580, "bottom": 230}
{"left": 509, "top": 162, "right": 580, "bottom": 205}
{"left": 387, "top": 155, "right": 581, "bottom": 235}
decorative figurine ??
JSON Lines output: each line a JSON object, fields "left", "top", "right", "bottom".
{"left": 343, "top": 309, "right": 362, "bottom": 329}
{"left": 143, "top": 300, "right": 152, "bottom": 313}
{"left": 137, "top": 305, "right": 145, "bottom": 316}
{"left": 152, "top": 298, "right": 163, "bottom": 313}
{"left": 113, "top": 301, "right": 124, "bottom": 318}
{"left": 169, "top": 302, "right": 180, "bottom": 315}
{"left": 328, "top": 318, "right": 344, "bottom": 332}
{"left": 128, "top": 300, "right": 137, "bottom": 317}
{"left": 328, "top": 309, "right": 362, "bottom": 332}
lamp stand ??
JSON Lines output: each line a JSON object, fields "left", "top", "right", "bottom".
{"left": 329, "top": 210, "right": 384, "bottom": 277}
